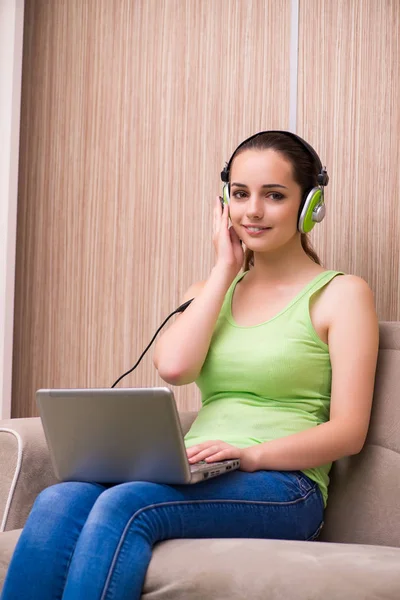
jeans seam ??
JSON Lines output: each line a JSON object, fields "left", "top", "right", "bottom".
{"left": 306, "top": 519, "right": 325, "bottom": 541}
{"left": 100, "top": 487, "right": 318, "bottom": 600}
{"left": 60, "top": 547, "right": 77, "bottom": 598}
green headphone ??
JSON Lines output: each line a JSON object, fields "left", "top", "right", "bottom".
{"left": 220, "top": 130, "right": 329, "bottom": 234}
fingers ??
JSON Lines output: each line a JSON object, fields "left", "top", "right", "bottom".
{"left": 229, "top": 225, "right": 241, "bottom": 245}
{"left": 191, "top": 449, "right": 230, "bottom": 463}
{"left": 187, "top": 445, "right": 220, "bottom": 463}
{"left": 186, "top": 441, "right": 238, "bottom": 464}
{"left": 213, "top": 196, "right": 222, "bottom": 236}
{"left": 222, "top": 198, "right": 230, "bottom": 223}
{"left": 186, "top": 442, "right": 212, "bottom": 460}
{"left": 213, "top": 195, "right": 229, "bottom": 238}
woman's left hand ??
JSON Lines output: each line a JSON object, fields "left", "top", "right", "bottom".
{"left": 186, "top": 440, "right": 260, "bottom": 472}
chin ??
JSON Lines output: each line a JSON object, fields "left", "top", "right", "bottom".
{"left": 245, "top": 234, "right": 294, "bottom": 254}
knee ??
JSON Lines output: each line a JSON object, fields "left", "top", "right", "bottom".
{"left": 32, "top": 482, "right": 103, "bottom": 518}
{"left": 18, "top": 482, "right": 102, "bottom": 547}
{"left": 88, "top": 481, "right": 167, "bottom": 524}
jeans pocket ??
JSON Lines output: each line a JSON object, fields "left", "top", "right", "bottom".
{"left": 306, "top": 519, "right": 324, "bottom": 541}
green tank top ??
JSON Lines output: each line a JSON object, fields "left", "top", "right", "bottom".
{"left": 184, "top": 269, "right": 344, "bottom": 507}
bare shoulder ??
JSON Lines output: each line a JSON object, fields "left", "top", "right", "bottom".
{"left": 181, "top": 280, "right": 207, "bottom": 303}
{"left": 328, "top": 273, "right": 373, "bottom": 295}
{"left": 326, "top": 274, "right": 375, "bottom": 307}
{"left": 323, "top": 274, "right": 378, "bottom": 332}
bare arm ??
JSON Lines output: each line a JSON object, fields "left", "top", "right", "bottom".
{"left": 188, "top": 419, "right": 370, "bottom": 472}
{"left": 153, "top": 266, "right": 234, "bottom": 385}
{"left": 153, "top": 197, "right": 244, "bottom": 386}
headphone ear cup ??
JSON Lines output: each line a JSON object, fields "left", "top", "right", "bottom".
{"left": 223, "top": 183, "right": 230, "bottom": 205}
{"left": 298, "top": 188, "right": 326, "bottom": 234}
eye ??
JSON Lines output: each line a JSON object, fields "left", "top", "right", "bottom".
{"left": 232, "top": 190, "right": 248, "bottom": 200}
{"left": 268, "top": 192, "right": 285, "bottom": 201}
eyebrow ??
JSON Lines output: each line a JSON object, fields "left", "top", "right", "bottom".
{"left": 230, "top": 182, "right": 288, "bottom": 190}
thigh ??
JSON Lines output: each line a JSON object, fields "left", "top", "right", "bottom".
{"left": 161, "top": 469, "right": 324, "bottom": 541}
{"left": 174, "top": 469, "right": 324, "bottom": 540}
{"left": 175, "top": 468, "right": 322, "bottom": 505}
{"left": 82, "top": 469, "right": 324, "bottom": 541}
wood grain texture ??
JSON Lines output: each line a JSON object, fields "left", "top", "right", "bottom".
{"left": 297, "top": 0, "right": 400, "bottom": 319}
{"left": 13, "top": 0, "right": 291, "bottom": 417}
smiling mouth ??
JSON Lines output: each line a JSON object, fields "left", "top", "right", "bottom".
{"left": 243, "top": 225, "right": 272, "bottom": 233}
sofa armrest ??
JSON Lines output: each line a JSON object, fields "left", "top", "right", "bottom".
{"left": 0, "top": 418, "right": 58, "bottom": 532}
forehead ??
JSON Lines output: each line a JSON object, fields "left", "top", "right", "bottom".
{"left": 230, "top": 149, "right": 294, "bottom": 185}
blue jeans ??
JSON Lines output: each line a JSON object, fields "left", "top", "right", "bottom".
{"left": 1, "top": 470, "right": 324, "bottom": 600}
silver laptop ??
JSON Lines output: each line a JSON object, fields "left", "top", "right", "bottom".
{"left": 36, "top": 387, "right": 240, "bottom": 484}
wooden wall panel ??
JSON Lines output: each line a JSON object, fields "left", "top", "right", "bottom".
{"left": 297, "top": 0, "right": 400, "bottom": 320}
{"left": 13, "top": 0, "right": 291, "bottom": 417}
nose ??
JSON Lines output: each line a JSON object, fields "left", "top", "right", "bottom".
{"left": 246, "top": 194, "right": 264, "bottom": 220}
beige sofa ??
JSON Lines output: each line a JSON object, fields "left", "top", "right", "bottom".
{"left": 1, "top": 321, "right": 400, "bottom": 599}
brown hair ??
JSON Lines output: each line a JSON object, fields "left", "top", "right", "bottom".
{"left": 230, "top": 131, "right": 322, "bottom": 269}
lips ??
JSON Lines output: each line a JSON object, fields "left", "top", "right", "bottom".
{"left": 243, "top": 225, "right": 271, "bottom": 231}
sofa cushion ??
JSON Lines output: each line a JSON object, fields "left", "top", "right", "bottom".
{"left": 2, "top": 531, "right": 400, "bottom": 598}
{"left": 143, "top": 538, "right": 400, "bottom": 600}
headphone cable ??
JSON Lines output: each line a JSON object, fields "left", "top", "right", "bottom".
{"left": 111, "top": 298, "right": 194, "bottom": 388}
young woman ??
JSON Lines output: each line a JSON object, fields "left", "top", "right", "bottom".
{"left": 1, "top": 131, "right": 379, "bottom": 599}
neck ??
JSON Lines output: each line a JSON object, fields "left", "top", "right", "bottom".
{"left": 247, "top": 234, "right": 321, "bottom": 285}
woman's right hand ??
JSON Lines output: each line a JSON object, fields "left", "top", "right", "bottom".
{"left": 213, "top": 195, "right": 244, "bottom": 277}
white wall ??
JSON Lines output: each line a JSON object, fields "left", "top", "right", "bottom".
{"left": 0, "top": 0, "right": 25, "bottom": 418}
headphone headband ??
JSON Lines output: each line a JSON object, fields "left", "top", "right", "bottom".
{"left": 220, "top": 130, "right": 329, "bottom": 187}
